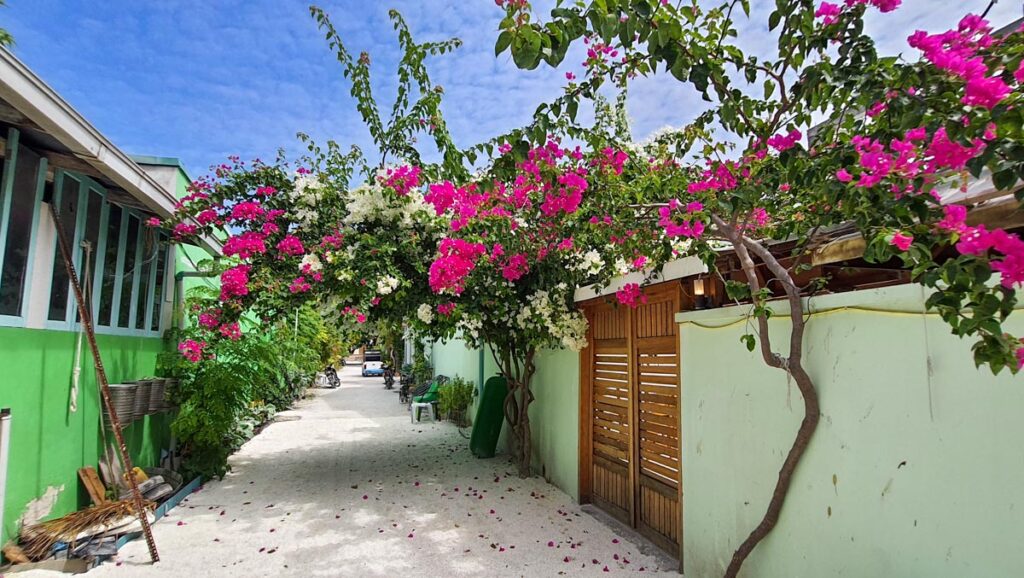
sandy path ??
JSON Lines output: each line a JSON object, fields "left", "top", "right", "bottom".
{"left": 19, "top": 366, "right": 676, "bottom": 577}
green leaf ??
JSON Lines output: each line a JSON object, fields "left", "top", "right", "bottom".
{"left": 495, "top": 30, "right": 513, "bottom": 56}
{"left": 741, "top": 334, "right": 756, "bottom": 352}
{"left": 993, "top": 167, "right": 1017, "bottom": 191}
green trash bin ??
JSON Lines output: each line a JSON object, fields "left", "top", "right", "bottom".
{"left": 470, "top": 376, "right": 508, "bottom": 458}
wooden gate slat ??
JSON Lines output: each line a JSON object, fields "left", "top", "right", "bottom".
{"left": 583, "top": 281, "right": 681, "bottom": 559}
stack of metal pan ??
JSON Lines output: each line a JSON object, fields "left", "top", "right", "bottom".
{"left": 131, "top": 379, "right": 153, "bottom": 422}
{"left": 103, "top": 383, "right": 138, "bottom": 427}
{"left": 147, "top": 378, "right": 168, "bottom": 414}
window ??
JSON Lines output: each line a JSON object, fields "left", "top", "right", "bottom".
{"left": 0, "top": 129, "right": 170, "bottom": 334}
{"left": 46, "top": 173, "right": 83, "bottom": 322}
{"left": 0, "top": 133, "right": 43, "bottom": 318}
{"left": 133, "top": 229, "right": 156, "bottom": 330}
{"left": 150, "top": 237, "right": 167, "bottom": 331}
{"left": 97, "top": 204, "right": 122, "bottom": 326}
{"left": 117, "top": 215, "right": 139, "bottom": 328}
{"left": 79, "top": 188, "right": 104, "bottom": 322}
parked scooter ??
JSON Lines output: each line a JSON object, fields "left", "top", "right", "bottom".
{"left": 324, "top": 365, "right": 340, "bottom": 389}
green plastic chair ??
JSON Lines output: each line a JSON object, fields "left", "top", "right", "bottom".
{"left": 412, "top": 380, "right": 441, "bottom": 404}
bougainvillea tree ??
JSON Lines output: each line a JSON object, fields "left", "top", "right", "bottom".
{"left": 416, "top": 128, "right": 666, "bottom": 476}
{"left": 160, "top": 8, "right": 467, "bottom": 361}
{"left": 494, "top": 0, "right": 1024, "bottom": 575}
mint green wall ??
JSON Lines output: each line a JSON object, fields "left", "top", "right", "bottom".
{"left": 529, "top": 347, "right": 580, "bottom": 501}
{"left": 431, "top": 336, "right": 580, "bottom": 500}
{"left": 431, "top": 336, "right": 483, "bottom": 387}
{"left": 677, "top": 284, "right": 1024, "bottom": 577}
{"left": 0, "top": 327, "right": 171, "bottom": 547}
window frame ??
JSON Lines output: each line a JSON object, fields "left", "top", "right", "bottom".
{"left": 0, "top": 128, "right": 47, "bottom": 327}
{"left": 44, "top": 170, "right": 85, "bottom": 329}
{"left": 93, "top": 206, "right": 167, "bottom": 338}
{"left": 0, "top": 128, "right": 169, "bottom": 336}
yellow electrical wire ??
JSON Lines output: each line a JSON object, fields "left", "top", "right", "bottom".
{"left": 681, "top": 304, "right": 1024, "bottom": 330}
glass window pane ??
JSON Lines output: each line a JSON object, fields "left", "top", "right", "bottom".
{"left": 98, "top": 204, "right": 122, "bottom": 326}
{"left": 117, "top": 215, "right": 139, "bottom": 328}
{"left": 77, "top": 189, "right": 103, "bottom": 322}
{"left": 150, "top": 239, "right": 166, "bottom": 332}
{"left": 133, "top": 229, "right": 154, "bottom": 330}
{"left": 0, "top": 144, "right": 41, "bottom": 317}
{"left": 47, "top": 175, "right": 82, "bottom": 321}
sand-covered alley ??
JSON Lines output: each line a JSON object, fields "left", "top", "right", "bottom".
{"left": 21, "top": 366, "right": 676, "bottom": 577}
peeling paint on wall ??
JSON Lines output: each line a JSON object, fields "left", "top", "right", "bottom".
{"left": 19, "top": 484, "right": 64, "bottom": 527}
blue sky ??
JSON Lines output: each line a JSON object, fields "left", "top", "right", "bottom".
{"left": 3, "top": 1, "right": 1021, "bottom": 179}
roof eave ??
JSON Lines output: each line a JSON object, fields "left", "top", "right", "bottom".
{"left": 0, "top": 47, "right": 221, "bottom": 255}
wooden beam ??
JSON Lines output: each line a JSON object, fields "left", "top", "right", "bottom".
{"left": 0, "top": 100, "right": 42, "bottom": 131}
{"left": 812, "top": 234, "right": 867, "bottom": 266}
{"left": 41, "top": 149, "right": 107, "bottom": 181}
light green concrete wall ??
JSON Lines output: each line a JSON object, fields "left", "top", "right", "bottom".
{"left": 0, "top": 327, "right": 171, "bottom": 547}
{"left": 430, "top": 336, "right": 580, "bottom": 500}
{"left": 431, "top": 336, "right": 483, "bottom": 387}
{"left": 677, "top": 284, "right": 1024, "bottom": 577}
{"left": 528, "top": 347, "right": 580, "bottom": 501}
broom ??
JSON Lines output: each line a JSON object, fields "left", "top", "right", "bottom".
{"left": 19, "top": 499, "right": 155, "bottom": 561}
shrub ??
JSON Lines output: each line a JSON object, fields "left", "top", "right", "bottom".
{"left": 438, "top": 377, "right": 475, "bottom": 426}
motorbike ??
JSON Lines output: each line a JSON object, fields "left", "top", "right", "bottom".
{"left": 324, "top": 365, "right": 340, "bottom": 389}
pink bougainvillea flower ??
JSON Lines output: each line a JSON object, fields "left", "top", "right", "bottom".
{"left": 814, "top": 2, "right": 841, "bottom": 25}
{"left": 429, "top": 238, "right": 487, "bottom": 294}
{"left": 596, "top": 147, "right": 628, "bottom": 175}
{"left": 936, "top": 204, "right": 968, "bottom": 233}
{"left": 962, "top": 76, "right": 1011, "bottom": 109}
{"left": 219, "top": 265, "right": 251, "bottom": 302}
{"left": 890, "top": 232, "right": 914, "bottom": 251}
{"left": 219, "top": 322, "right": 242, "bottom": 341}
{"left": 230, "top": 200, "right": 266, "bottom": 222}
{"left": 616, "top": 283, "right": 647, "bottom": 308}
{"left": 501, "top": 253, "right": 530, "bottom": 282}
{"left": 766, "top": 129, "right": 802, "bottom": 152}
{"left": 289, "top": 276, "right": 312, "bottom": 294}
{"left": 752, "top": 208, "right": 770, "bottom": 228}
{"left": 178, "top": 339, "right": 207, "bottom": 363}
{"left": 198, "top": 310, "right": 220, "bottom": 329}
{"left": 223, "top": 232, "right": 267, "bottom": 260}
{"left": 381, "top": 165, "right": 422, "bottom": 196}
{"left": 276, "top": 235, "right": 306, "bottom": 256}
{"left": 172, "top": 222, "right": 198, "bottom": 238}
{"left": 196, "top": 208, "right": 219, "bottom": 226}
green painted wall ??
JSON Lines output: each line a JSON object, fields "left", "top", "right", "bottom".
{"left": 677, "top": 284, "right": 1024, "bottom": 577}
{"left": 0, "top": 327, "right": 171, "bottom": 546}
{"left": 173, "top": 168, "right": 219, "bottom": 297}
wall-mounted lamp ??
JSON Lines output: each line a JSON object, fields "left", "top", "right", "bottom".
{"left": 693, "top": 277, "right": 708, "bottom": 310}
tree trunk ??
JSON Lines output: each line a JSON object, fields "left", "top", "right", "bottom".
{"left": 495, "top": 345, "right": 536, "bottom": 477}
{"left": 711, "top": 215, "right": 822, "bottom": 578}
{"left": 724, "top": 361, "right": 819, "bottom": 578}
{"left": 514, "top": 349, "right": 536, "bottom": 477}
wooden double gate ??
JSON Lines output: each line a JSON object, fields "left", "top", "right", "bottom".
{"left": 579, "top": 282, "right": 682, "bottom": 556}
